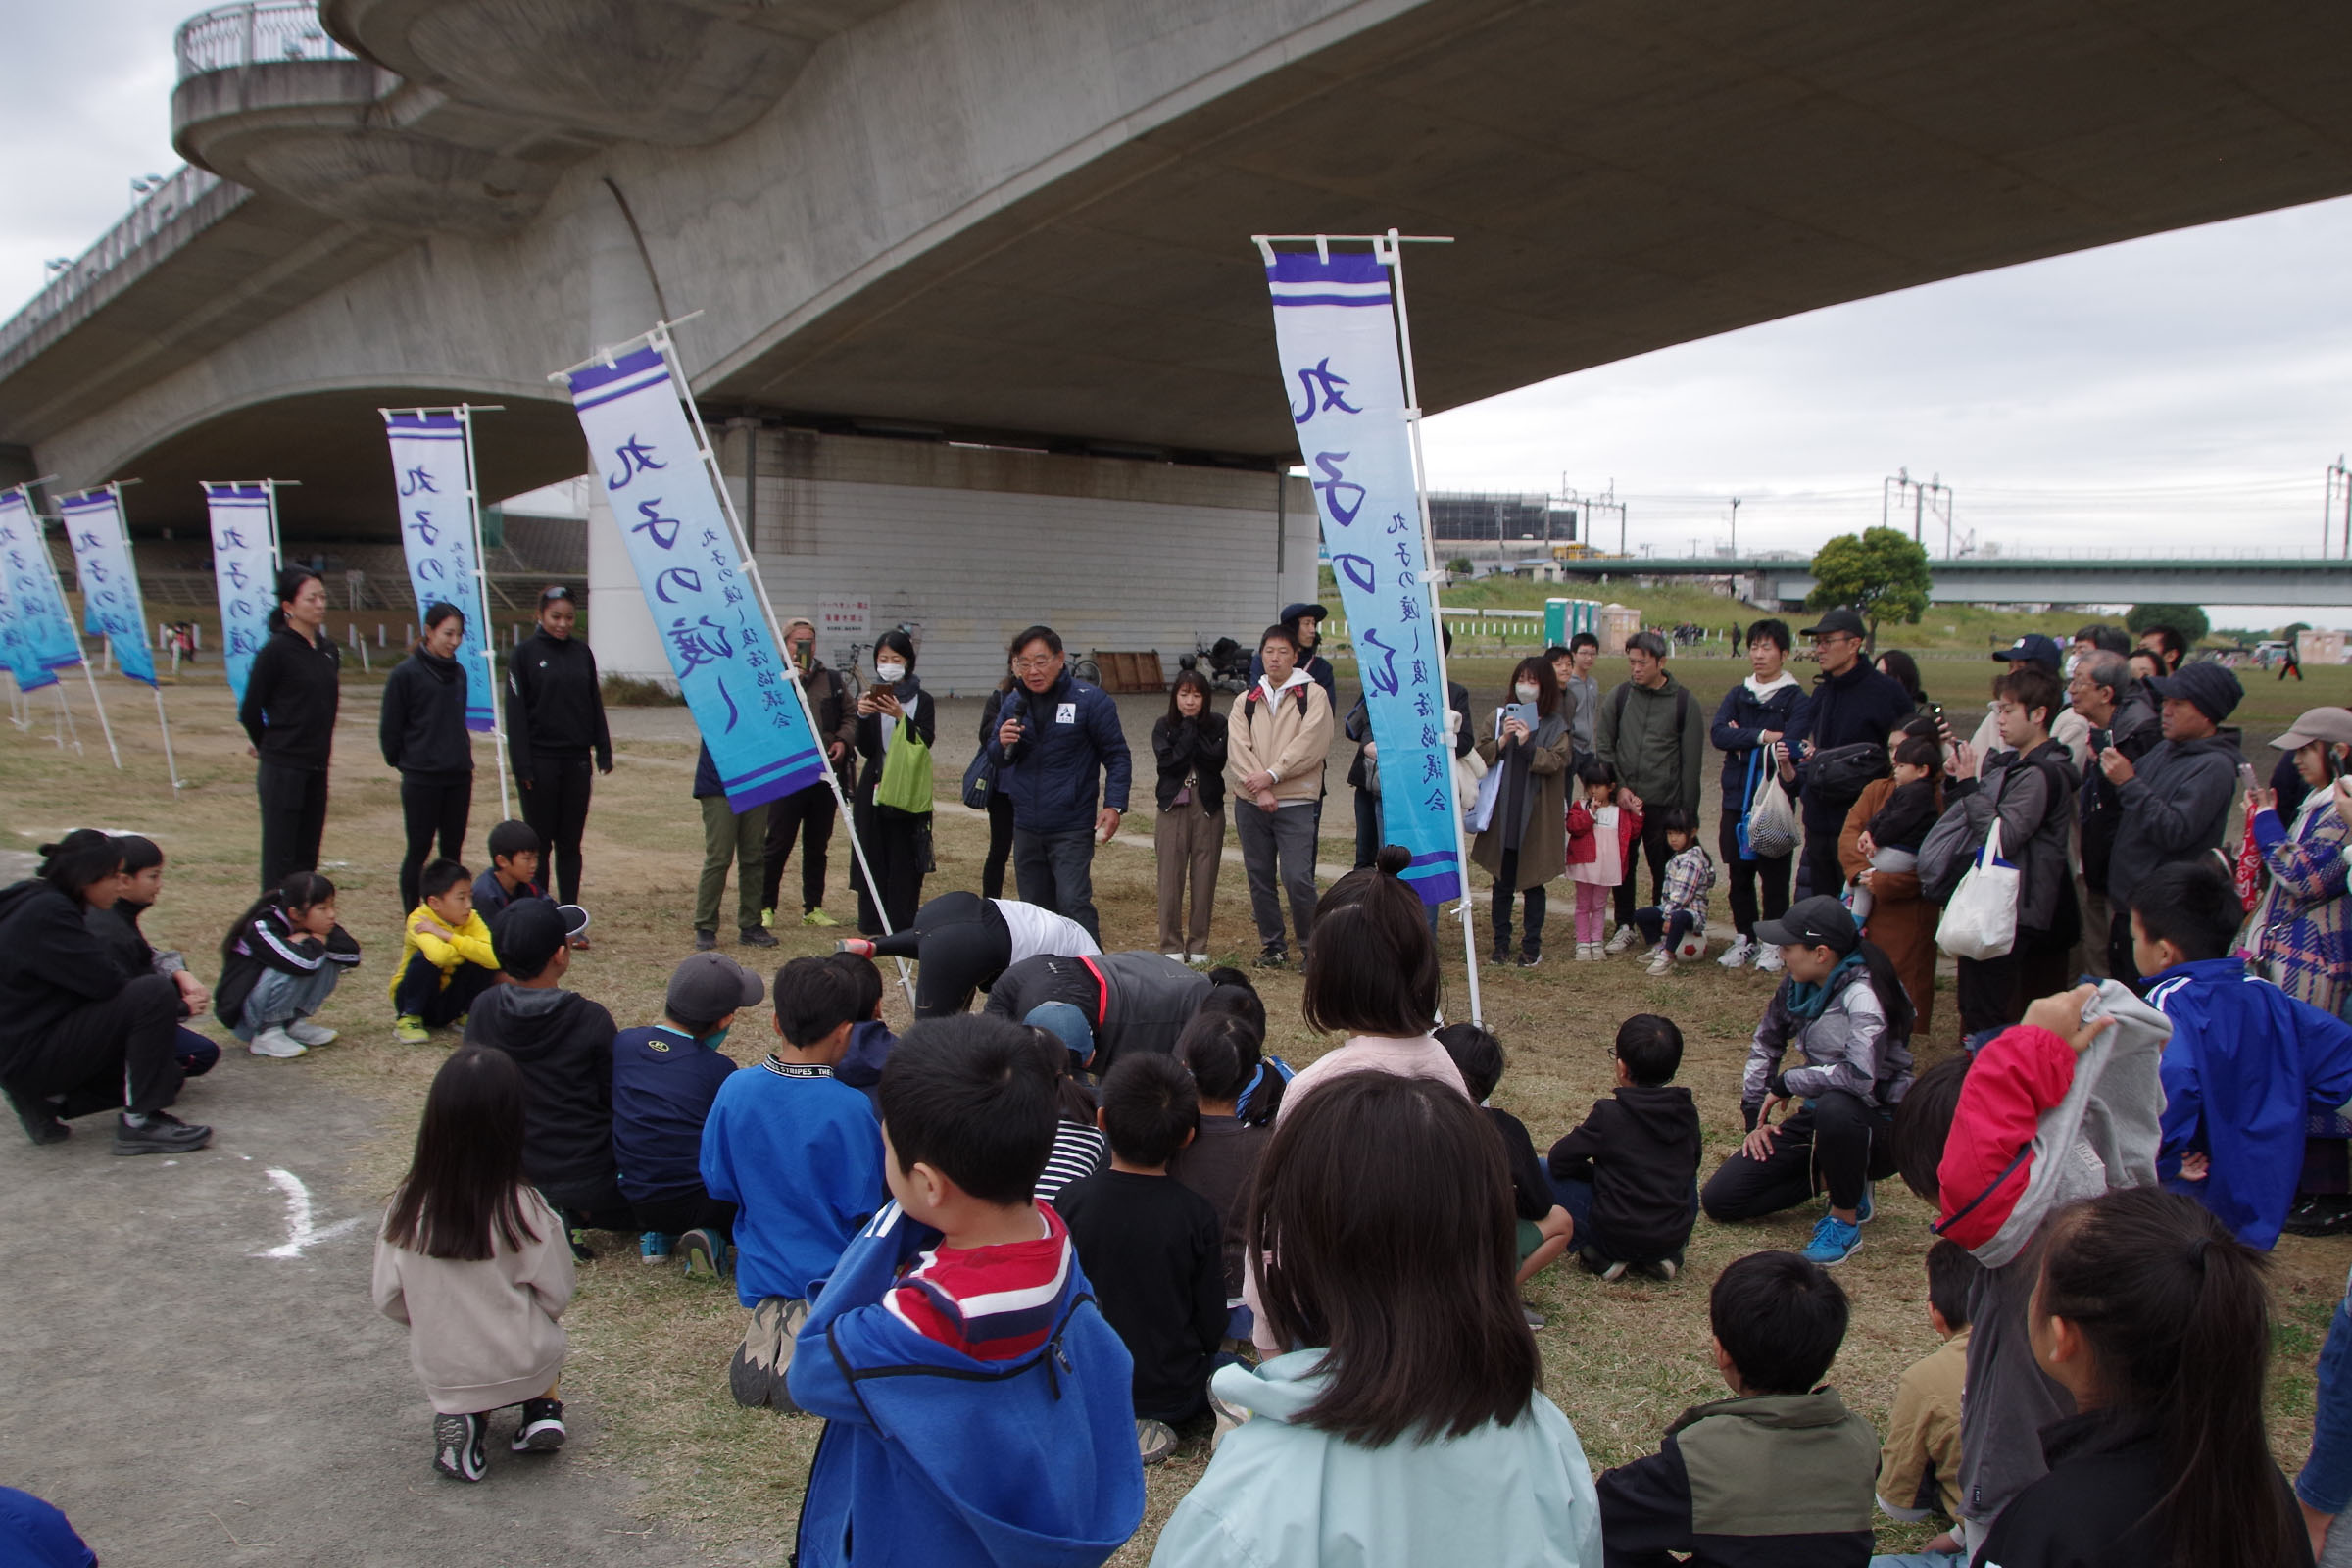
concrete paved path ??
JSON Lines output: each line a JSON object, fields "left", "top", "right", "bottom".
{"left": 0, "top": 1043, "right": 720, "bottom": 1567}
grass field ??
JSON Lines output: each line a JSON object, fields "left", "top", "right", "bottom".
{"left": 8, "top": 652, "right": 2349, "bottom": 1563}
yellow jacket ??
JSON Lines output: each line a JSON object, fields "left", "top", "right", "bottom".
{"left": 389, "top": 905, "right": 500, "bottom": 1000}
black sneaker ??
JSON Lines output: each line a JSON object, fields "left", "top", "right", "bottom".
{"left": 2283, "top": 1195, "right": 2352, "bottom": 1237}
{"left": 1517, "top": 951, "right": 1543, "bottom": 968}
{"left": 4, "top": 1085, "right": 68, "bottom": 1146}
{"left": 693, "top": 929, "right": 718, "bottom": 953}
{"left": 738, "top": 926, "right": 779, "bottom": 949}
{"left": 1252, "top": 946, "right": 1288, "bottom": 969}
{"left": 433, "top": 1411, "right": 488, "bottom": 1482}
{"left": 512, "top": 1396, "right": 566, "bottom": 1453}
{"left": 1487, "top": 950, "right": 1511, "bottom": 967}
{"left": 112, "top": 1110, "right": 211, "bottom": 1156}
{"left": 559, "top": 1212, "right": 597, "bottom": 1262}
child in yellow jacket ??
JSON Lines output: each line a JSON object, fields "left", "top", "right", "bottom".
{"left": 393, "top": 858, "right": 502, "bottom": 1044}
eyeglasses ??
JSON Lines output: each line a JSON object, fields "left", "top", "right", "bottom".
{"left": 1012, "top": 656, "right": 1058, "bottom": 672}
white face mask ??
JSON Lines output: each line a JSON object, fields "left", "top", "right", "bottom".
{"left": 1514, "top": 683, "right": 1540, "bottom": 704}
{"left": 874, "top": 662, "right": 906, "bottom": 684}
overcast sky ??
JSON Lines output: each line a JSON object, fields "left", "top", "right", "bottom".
{"left": 10, "top": 0, "right": 2352, "bottom": 620}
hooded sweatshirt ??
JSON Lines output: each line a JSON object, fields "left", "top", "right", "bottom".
{"left": 464, "top": 985, "right": 619, "bottom": 1209}
{"left": 0, "top": 880, "right": 130, "bottom": 1070}
{"left": 1151, "top": 1349, "right": 1602, "bottom": 1568}
{"left": 700, "top": 1058, "right": 885, "bottom": 1307}
{"left": 787, "top": 1200, "right": 1146, "bottom": 1568}
{"left": 1545, "top": 1085, "right": 1704, "bottom": 1262}
{"left": 378, "top": 647, "right": 473, "bottom": 778}
{"left": 2146, "top": 956, "right": 2352, "bottom": 1249}
{"left": 2105, "top": 730, "right": 2241, "bottom": 907}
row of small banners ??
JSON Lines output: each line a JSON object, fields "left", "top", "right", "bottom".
{"left": 0, "top": 238, "right": 1471, "bottom": 953}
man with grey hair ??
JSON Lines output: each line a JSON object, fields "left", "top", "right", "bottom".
{"left": 760, "top": 616, "right": 860, "bottom": 930}
{"left": 2068, "top": 650, "right": 2159, "bottom": 977}
{"left": 1596, "top": 629, "right": 1706, "bottom": 951}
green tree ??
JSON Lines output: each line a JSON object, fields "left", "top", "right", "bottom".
{"left": 2125, "top": 603, "right": 2210, "bottom": 645}
{"left": 1807, "top": 527, "right": 1932, "bottom": 647}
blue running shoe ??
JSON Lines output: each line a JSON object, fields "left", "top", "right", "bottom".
{"left": 1854, "top": 1183, "right": 1875, "bottom": 1225}
{"left": 638, "top": 1231, "right": 675, "bottom": 1265}
{"left": 1801, "top": 1213, "right": 1863, "bottom": 1266}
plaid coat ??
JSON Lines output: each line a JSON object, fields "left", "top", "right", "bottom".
{"left": 2248, "top": 797, "right": 2352, "bottom": 1015}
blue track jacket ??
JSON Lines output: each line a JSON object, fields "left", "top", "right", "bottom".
{"left": 788, "top": 1202, "right": 1146, "bottom": 1568}
{"left": 986, "top": 671, "right": 1133, "bottom": 835}
{"left": 2148, "top": 956, "right": 2352, "bottom": 1249}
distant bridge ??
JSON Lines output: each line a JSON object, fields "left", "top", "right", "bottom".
{"left": 1555, "top": 556, "right": 2352, "bottom": 609}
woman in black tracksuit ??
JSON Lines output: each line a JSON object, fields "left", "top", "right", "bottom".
{"left": 851, "top": 628, "right": 936, "bottom": 935}
{"left": 505, "top": 586, "right": 612, "bottom": 910}
{"left": 239, "top": 567, "right": 341, "bottom": 891}
{"left": 380, "top": 601, "right": 475, "bottom": 912}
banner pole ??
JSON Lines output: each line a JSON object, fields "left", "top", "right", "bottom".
{"left": 77, "top": 654, "right": 121, "bottom": 769}
{"left": 455, "top": 406, "right": 514, "bottom": 819}
{"left": 648, "top": 321, "right": 918, "bottom": 1011}
{"left": 53, "top": 683, "right": 77, "bottom": 752}
{"left": 152, "top": 686, "right": 182, "bottom": 791}
{"left": 1379, "top": 228, "right": 1482, "bottom": 1025}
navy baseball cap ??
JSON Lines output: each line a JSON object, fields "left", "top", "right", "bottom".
{"left": 1753, "top": 896, "right": 1860, "bottom": 954}
{"left": 1993, "top": 634, "right": 2063, "bottom": 670}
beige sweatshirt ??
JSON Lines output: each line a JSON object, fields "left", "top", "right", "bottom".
{"left": 1225, "top": 671, "right": 1336, "bottom": 806}
{"left": 372, "top": 1186, "right": 574, "bottom": 1414}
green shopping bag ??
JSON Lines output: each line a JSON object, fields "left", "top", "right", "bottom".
{"left": 874, "top": 716, "right": 934, "bottom": 814}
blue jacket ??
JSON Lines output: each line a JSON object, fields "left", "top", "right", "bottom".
{"left": 2148, "top": 956, "right": 2352, "bottom": 1249}
{"left": 1150, "top": 1351, "right": 1601, "bottom": 1568}
{"left": 788, "top": 1202, "right": 1146, "bottom": 1568}
{"left": 987, "top": 671, "right": 1133, "bottom": 834}
{"left": 612, "top": 1025, "right": 737, "bottom": 1202}
{"left": 699, "top": 1062, "right": 886, "bottom": 1305}
{"left": 1708, "top": 673, "right": 1806, "bottom": 801}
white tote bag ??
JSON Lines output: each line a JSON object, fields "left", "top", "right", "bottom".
{"left": 1744, "top": 764, "right": 1800, "bottom": 859}
{"left": 1936, "top": 817, "right": 2020, "bottom": 960}
{"left": 1466, "top": 710, "right": 1508, "bottom": 831}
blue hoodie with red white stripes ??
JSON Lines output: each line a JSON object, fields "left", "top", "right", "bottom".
{"left": 787, "top": 1200, "right": 1145, "bottom": 1568}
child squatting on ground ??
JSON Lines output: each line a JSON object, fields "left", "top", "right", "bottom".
{"left": 392, "top": 858, "right": 501, "bottom": 1044}
{"left": 1631, "top": 807, "right": 1716, "bottom": 977}
{"left": 1545, "top": 1012, "right": 1703, "bottom": 1283}
{"left": 214, "top": 870, "right": 360, "bottom": 1059}
{"left": 373, "top": 1047, "right": 573, "bottom": 1483}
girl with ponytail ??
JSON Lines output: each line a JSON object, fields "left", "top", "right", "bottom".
{"left": 1980, "top": 1185, "right": 2309, "bottom": 1568}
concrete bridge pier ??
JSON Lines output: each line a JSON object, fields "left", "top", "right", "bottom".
{"left": 582, "top": 184, "right": 670, "bottom": 683}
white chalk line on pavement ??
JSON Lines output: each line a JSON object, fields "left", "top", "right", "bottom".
{"left": 252, "top": 1167, "right": 364, "bottom": 1258}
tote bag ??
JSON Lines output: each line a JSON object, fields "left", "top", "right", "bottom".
{"left": 1743, "top": 755, "right": 1800, "bottom": 859}
{"left": 876, "top": 716, "right": 935, "bottom": 814}
{"left": 1936, "top": 817, "right": 2019, "bottom": 960}
{"left": 1466, "top": 711, "right": 1508, "bottom": 832}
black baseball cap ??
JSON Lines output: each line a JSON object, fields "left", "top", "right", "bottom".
{"left": 1801, "top": 608, "right": 1867, "bottom": 640}
{"left": 1753, "top": 895, "right": 1860, "bottom": 954}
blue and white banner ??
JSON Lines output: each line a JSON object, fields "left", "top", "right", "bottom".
{"left": 382, "top": 412, "right": 496, "bottom": 731}
{"left": 1263, "top": 248, "right": 1461, "bottom": 904}
{"left": 58, "top": 487, "right": 157, "bottom": 687}
{"left": 0, "top": 485, "right": 84, "bottom": 675}
{"left": 561, "top": 343, "right": 825, "bottom": 813}
{"left": 203, "top": 482, "right": 281, "bottom": 703}
{"left": 0, "top": 569, "right": 58, "bottom": 694}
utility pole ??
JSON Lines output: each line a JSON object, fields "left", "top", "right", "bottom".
{"left": 2328, "top": 457, "right": 2351, "bottom": 559}
{"left": 1729, "top": 496, "right": 1740, "bottom": 556}
{"left": 1886, "top": 468, "right": 1955, "bottom": 557}
{"left": 1562, "top": 478, "right": 1628, "bottom": 557}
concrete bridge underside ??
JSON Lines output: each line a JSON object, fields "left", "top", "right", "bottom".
{"left": 1576, "top": 558, "right": 2352, "bottom": 609}
{"left": 14, "top": 0, "right": 2352, "bottom": 539}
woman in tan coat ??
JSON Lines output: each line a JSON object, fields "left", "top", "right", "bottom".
{"left": 1838, "top": 725, "right": 1945, "bottom": 1034}
{"left": 1473, "top": 658, "right": 1574, "bottom": 966}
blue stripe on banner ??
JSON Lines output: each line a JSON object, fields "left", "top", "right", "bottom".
{"left": 722, "top": 747, "right": 824, "bottom": 791}
{"left": 386, "top": 414, "right": 463, "bottom": 432}
{"left": 1271, "top": 294, "right": 1395, "bottom": 308}
{"left": 727, "top": 757, "right": 829, "bottom": 812}
{"left": 573, "top": 368, "right": 671, "bottom": 413}
{"left": 564, "top": 345, "right": 665, "bottom": 394}
{"left": 1266, "top": 249, "right": 1388, "bottom": 286}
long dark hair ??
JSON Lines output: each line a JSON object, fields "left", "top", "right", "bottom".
{"left": 1855, "top": 936, "right": 1917, "bottom": 1046}
{"left": 1250, "top": 1072, "right": 1538, "bottom": 1444}
{"left": 2036, "top": 1187, "right": 2296, "bottom": 1568}
{"left": 1302, "top": 845, "right": 1440, "bottom": 1038}
{"left": 874, "top": 627, "right": 916, "bottom": 678}
{"left": 1504, "top": 656, "right": 1559, "bottom": 720}
{"left": 36, "top": 830, "right": 122, "bottom": 901}
{"left": 220, "top": 871, "right": 337, "bottom": 964}
{"left": 1165, "top": 668, "right": 1214, "bottom": 723}
{"left": 266, "top": 566, "right": 323, "bottom": 636}
{"left": 383, "top": 1047, "right": 541, "bottom": 1262}
{"left": 1876, "top": 649, "right": 1925, "bottom": 703}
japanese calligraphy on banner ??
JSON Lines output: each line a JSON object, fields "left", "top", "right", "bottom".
{"left": 1262, "top": 248, "right": 1461, "bottom": 904}
{"left": 0, "top": 485, "right": 84, "bottom": 675}
{"left": 58, "top": 487, "right": 157, "bottom": 686}
{"left": 561, "top": 344, "right": 825, "bottom": 812}
{"left": 202, "top": 482, "right": 281, "bottom": 704}
{"left": 0, "top": 570, "right": 59, "bottom": 693}
{"left": 382, "top": 413, "right": 496, "bottom": 731}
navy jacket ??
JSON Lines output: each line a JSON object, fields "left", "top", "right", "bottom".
{"left": 1708, "top": 676, "right": 1806, "bottom": 801}
{"left": 986, "top": 670, "right": 1133, "bottom": 834}
{"left": 1787, "top": 662, "right": 1913, "bottom": 816}
{"left": 611, "top": 1024, "right": 738, "bottom": 1203}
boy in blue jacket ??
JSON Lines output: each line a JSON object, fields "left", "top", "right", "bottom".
{"left": 2134, "top": 859, "right": 2352, "bottom": 1249}
{"left": 702, "top": 956, "right": 885, "bottom": 1411}
{"left": 787, "top": 1013, "right": 1145, "bottom": 1568}
{"left": 614, "top": 952, "right": 761, "bottom": 1273}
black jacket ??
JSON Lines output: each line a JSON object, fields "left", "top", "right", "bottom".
{"left": 379, "top": 649, "right": 474, "bottom": 778}
{"left": 2108, "top": 730, "right": 2243, "bottom": 906}
{"left": 1788, "top": 661, "right": 1913, "bottom": 817}
{"left": 982, "top": 952, "right": 1210, "bottom": 1073}
{"left": 1343, "top": 684, "right": 1472, "bottom": 791}
{"left": 1976, "top": 1409, "right": 2311, "bottom": 1568}
{"left": 1547, "top": 1085, "right": 1703, "bottom": 1262}
{"left": 214, "top": 899, "right": 362, "bottom": 1030}
{"left": 2079, "top": 692, "right": 2163, "bottom": 893}
{"left": 87, "top": 899, "right": 161, "bottom": 979}
{"left": 505, "top": 629, "right": 612, "bottom": 775}
{"left": 854, "top": 675, "right": 937, "bottom": 804}
{"left": 465, "top": 985, "right": 620, "bottom": 1207}
{"left": 0, "top": 880, "right": 129, "bottom": 1072}
{"left": 239, "top": 625, "right": 342, "bottom": 770}
{"left": 1054, "top": 1170, "right": 1226, "bottom": 1424}
{"left": 1151, "top": 711, "right": 1229, "bottom": 813}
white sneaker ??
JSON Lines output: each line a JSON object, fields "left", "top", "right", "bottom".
{"left": 1604, "top": 924, "right": 1640, "bottom": 956}
{"left": 1754, "top": 945, "right": 1786, "bottom": 973}
{"left": 1184, "top": 953, "right": 1210, "bottom": 968}
{"left": 287, "top": 1017, "right": 338, "bottom": 1046}
{"left": 1644, "top": 947, "right": 1674, "bottom": 977}
{"left": 249, "top": 1026, "right": 307, "bottom": 1058}
{"left": 1717, "top": 935, "right": 1756, "bottom": 969}
{"left": 1576, "top": 942, "right": 1600, "bottom": 961}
